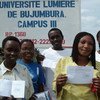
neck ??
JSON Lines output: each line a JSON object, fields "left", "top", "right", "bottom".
{"left": 4, "top": 60, "right": 16, "bottom": 70}
{"left": 98, "top": 50, "right": 100, "bottom": 54}
{"left": 77, "top": 55, "right": 89, "bottom": 66}
{"left": 52, "top": 47, "right": 64, "bottom": 50}
{"left": 23, "top": 59, "right": 31, "bottom": 64}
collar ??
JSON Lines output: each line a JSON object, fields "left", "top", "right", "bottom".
{"left": 0, "top": 61, "right": 19, "bottom": 75}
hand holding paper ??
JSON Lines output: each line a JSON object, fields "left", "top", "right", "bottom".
{"left": 67, "top": 66, "right": 94, "bottom": 84}
{"left": 0, "top": 80, "right": 25, "bottom": 98}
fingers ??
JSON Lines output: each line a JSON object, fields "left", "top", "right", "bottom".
{"left": 56, "top": 74, "right": 67, "bottom": 94}
{"left": 93, "top": 78, "right": 100, "bottom": 91}
{"left": 56, "top": 74, "right": 67, "bottom": 86}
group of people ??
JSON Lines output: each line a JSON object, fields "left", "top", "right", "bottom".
{"left": 0, "top": 28, "right": 100, "bottom": 100}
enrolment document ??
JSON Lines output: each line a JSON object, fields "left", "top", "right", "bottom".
{"left": 0, "top": 80, "right": 25, "bottom": 98}
{"left": 67, "top": 66, "right": 94, "bottom": 84}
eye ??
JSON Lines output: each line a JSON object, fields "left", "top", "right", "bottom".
{"left": 50, "top": 36, "right": 55, "bottom": 40}
{"left": 50, "top": 35, "right": 61, "bottom": 40}
{"left": 21, "top": 48, "right": 26, "bottom": 51}
{"left": 80, "top": 40, "right": 86, "bottom": 44}
{"left": 6, "top": 48, "right": 19, "bottom": 53}
{"left": 21, "top": 47, "right": 34, "bottom": 52}
{"left": 14, "top": 49, "right": 20, "bottom": 52}
{"left": 7, "top": 48, "right": 12, "bottom": 52}
{"left": 80, "top": 40, "right": 93, "bottom": 46}
{"left": 88, "top": 42, "right": 93, "bottom": 46}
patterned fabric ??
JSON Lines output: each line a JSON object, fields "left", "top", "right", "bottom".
{"left": 0, "top": 61, "right": 34, "bottom": 100}
{"left": 53, "top": 57, "right": 100, "bottom": 100}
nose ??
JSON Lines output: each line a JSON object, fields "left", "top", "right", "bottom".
{"left": 84, "top": 43, "right": 89, "bottom": 48}
{"left": 11, "top": 52, "right": 15, "bottom": 55}
{"left": 54, "top": 37, "right": 57, "bottom": 41}
{"left": 25, "top": 50, "right": 31, "bottom": 52}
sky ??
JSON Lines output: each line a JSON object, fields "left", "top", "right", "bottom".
{"left": 81, "top": 0, "right": 100, "bottom": 37}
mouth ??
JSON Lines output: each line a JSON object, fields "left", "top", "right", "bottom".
{"left": 81, "top": 49, "right": 91, "bottom": 55}
{"left": 25, "top": 54, "right": 33, "bottom": 58}
{"left": 9, "top": 56, "right": 17, "bottom": 60}
{"left": 54, "top": 42, "right": 59, "bottom": 45}
{"left": 82, "top": 49, "right": 90, "bottom": 52}
{"left": 82, "top": 50, "right": 88, "bottom": 52}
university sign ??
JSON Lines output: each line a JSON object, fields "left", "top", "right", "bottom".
{"left": 0, "top": 0, "right": 81, "bottom": 49}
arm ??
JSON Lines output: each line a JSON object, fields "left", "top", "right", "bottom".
{"left": 25, "top": 68, "right": 34, "bottom": 99}
{"left": 52, "top": 58, "right": 67, "bottom": 96}
{"left": 93, "top": 77, "right": 100, "bottom": 97}
{"left": 56, "top": 74, "right": 67, "bottom": 95}
{"left": 1, "top": 96, "right": 16, "bottom": 100}
{"left": 38, "top": 84, "right": 44, "bottom": 92}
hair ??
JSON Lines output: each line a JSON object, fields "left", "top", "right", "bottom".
{"left": 96, "top": 30, "right": 100, "bottom": 40}
{"left": 48, "top": 28, "right": 64, "bottom": 39}
{"left": 71, "top": 32, "right": 96, "bottom": 69}
{"left": 2, "top": 36, "right": 21, "bottom": 49}
{"left": 20, "top": 39, "right": 34, "bottom": 47}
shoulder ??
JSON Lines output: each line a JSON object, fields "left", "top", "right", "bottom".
{"left": 96, "top": 50, "right": 100, "bottom": 60}
{"left": 59, "top": 56, "right": 73, "bottom": 63}
{"left": 16, "top": 59, "right": 24, "bottom": 64}
{"left": 0, "top": 61, "right": 3, "bottom": 67}
{"left": 62, "top": 48, "right": 72, "bottom": 56}
{"left": 0, "top": 61, "right": 6, "bottom": 71}
{"left": 96, "top": 61, "right": 100, "bottom": 72}
{"left": 0, "top": 63, "right": 2, "bottom": 73}
{"left": 16, "top": 63, "right": 28, "bottom": 73}
{"left": 33, "top": 62, "right": 42, "bottom": 67}
{"left": 42, "top": 47, "right": 52, "bottom": 55}
{"left": 56, "top": 56, "right": 73, "bottom": 67}
{"left": 95, "top": 50, "right": 99, "bottom": 55}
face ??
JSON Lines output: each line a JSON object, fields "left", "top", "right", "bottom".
{"left": 78, "top": 35, "right": 94, "bottom": 57}
{"left": 20, "top": 41, "right": 34, "bottom": 62}
{"left": 97, "top": 34, "right": 100, "bottom": 48}
{"left": 97, "top": 34, "right": 100, "bottom": 43}
{"left": 4, "top": 40, "right": 20, "bottom": 63}
{"left": 49, "top": 30, "right": 63, "bottom": 50}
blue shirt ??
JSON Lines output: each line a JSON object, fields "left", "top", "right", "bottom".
{"left": 17, "top": 59, "right": 45, "bottom": 93}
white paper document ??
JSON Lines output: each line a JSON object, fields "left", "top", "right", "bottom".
{"left": 11, "top": 81, "right": 25, "bottom": 98}
{"left": 35, "top": 91, "right": 50, "bottom": 100}
{"left": 67, "top": 66, "right": 94, "bottom": 84}
{"left": 42, "top": 58, "right": 58, "bottom": 68}
{"left": 0, "top": 80, "right": 12, "bottom": 97}
{"left": 0, "top": 80, "right": 25, "bottom": 98}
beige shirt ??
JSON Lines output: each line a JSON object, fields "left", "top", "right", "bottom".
{"left": 0, "top": 61, "right": 34, "bottom": 100}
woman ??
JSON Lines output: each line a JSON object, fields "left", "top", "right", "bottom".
{"left": 17, "top": 39, "right": 45, "bottom": 93}
{"left": 53, "top": 32, "right": 100, "bottom": 100}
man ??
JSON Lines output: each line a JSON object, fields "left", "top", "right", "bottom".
{"left": 96, "top": 31, "right": 100, "bottom": 62}
{"left": 0, "top": 36, "right": 34, "bottom": 100}
{"left": 42, "top": 28, "right": 71, "bottom": 99}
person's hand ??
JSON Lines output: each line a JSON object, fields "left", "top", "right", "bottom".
{"left": 2, "top": 95, "right": 16, "bottom": 100}
{"left": 29, "top": 93, "right": 37, "bottom": 100}
{"left": 92, "top": 77, "right": 100, "bottom": 96}
{"left": 56, "top": 74, "right": 67, "bottom": 95}
{"left": 36, "top": 54, "right": 45, "bottom": 62}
